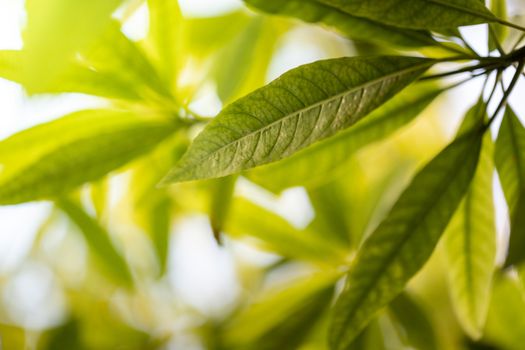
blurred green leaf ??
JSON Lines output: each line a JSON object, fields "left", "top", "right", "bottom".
{"left": 389, "top": 292, "right": 438, "bottom": 350}
{"left": 0, "top": 50, "right": 21, "bottom": 83}
{"left": 349, "top": 320, "right": 386, "bottom": 350}
{"left": 495, "top": 107, "right": 525, "bottom": 267}
{"left": 484, "top": 273, "right": 525, "bottom": 350}
{"left": 244, "top": 0, "right": 437, "bottom": 48}
{"left": 209, "top": 175, "right": 238, "bottom": 244}
{"left": 0, "top": 109, "right": 175, "bottom": 204}
{"left": 314, "top": 0, "right": 495, "bottom": 30}
{"left": 223, "top": 271, "right": 339, "bottom": 349}
{"left": 181, "top": 11, "right": 252, "bottom": 58}
{"left": 81, "top": 21, "right": 174, "bottom": 103}
{"left": 90, "top": 179, "right": 109, "bottom": 220}
{"left": 212, "top": 17, "right": 281, "bottom": 104}
{"left": 307, "top": 182, "right": 353, "bottom": 248}
{"left": 147, "top": 0, "right": 182, "bottom": 91}
{"left": 489, "top": 0, "right": 508, "bottom": 52}
{"left": 226, "top": 197, "right": 347, "bottom": 264}
{"left": 247, "top": 83, "right": 442, "bottom": 192}
{"left": 58, "top": 198, "right": 133, "bottom": 287}
{"left": 39, "top": 320, "right": 86, "bottom": 350}
{"left": 163, "top": 56, "right": 433, "bottom": 183}
{"left": 130, "top": 133, "right": 188, "bottom": 275}
{"left": 22, "top": 0, "right": 124, "bottom": 92}
{"left": 329, "top": 130, "right": 483, "bottom": 349}
{"left": 443, "top": 101, "right": 496, "bottom": 339}
{"left": 0, "top": 323, "right": 26, "bottom": 350}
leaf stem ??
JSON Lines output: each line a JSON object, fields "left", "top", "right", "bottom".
{"left": 497, "top": 19, "right": 525, "bottom": 33}
{"left": 485, "top": 60, "right": 524, "bottom": 129}
{"left": 420, "top": 61, "right": 502, "bottom": 81}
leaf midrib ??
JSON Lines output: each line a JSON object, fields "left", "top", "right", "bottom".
{"left": 178, "top": 60, "right": 433, "bottom": 175}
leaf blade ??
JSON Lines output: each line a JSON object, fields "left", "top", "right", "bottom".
{"left": 329, "top": 130, "right": 483, "bottom": 349}
{"left": 164, "top": 56, "right": 433, "bottom": 183}
{"left": 0, "top": 110, "right": 175, "bottom": 205}
{"left": 316, "top": 0, "right": 496, "bottom": 30}
{"left": 247, "top": 83, "right": 442, "bottom": 192}
{"left": 494, "top": 107, "right": 525, "bottom": 267}
{"left": 244, "top": 0, "right": 437, "bottom": 48}
{"left": 443, "top": 101, "right": 496, "bottom": 339}
{"left": 58, "top": 198, "right": 133, "bottom": 287}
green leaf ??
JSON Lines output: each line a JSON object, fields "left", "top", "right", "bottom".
{"left": 0, "top": 50, "right": 21, "bottom": 83}
{"left": 212, "top": 17, "right": 282, "bottom": 104}
{"left": 22, "top": 0, "right": 124, "bottom": 92}
{"left": 130, "top": 134, "right": 188, "bottom": 276}
{"left": 226, "top": 198, "right": 347, "bottom": 264}
{"left": 81, "top": 21, "right": 173, "bottom": 103}
{"left": 349, "top": 320, "right": 386, "bottom": 350}
{"left": 163, "top": 56, "right": 433, "bottom": 183}
{"left": 4, "top": 22, "right": 172, "bottom": 101}
{"left": 222, "top": 271, "right": 339, "bottom": 349}
{"left": 247, "top": 83, "right": 442, "bottom": 192}
{"left": 307, "top": 182, "right": 354, "bottom": 248}
{"left": 484, "top": 273, "right": 525, "bottom": 350}
{"left": 329, "top": 130, "right": 483, "bottom": 349}
{"left": 244, "top": 0, "right": 437, "bottom": 48}
{"left": 146, "top": 0, "right": 182, "bottom": 90}
{"left": 209, "top": 175, "right": 238, "bottom": 244}
{"left": 0, "top": 324, "right": 26, "bottom": 350}
{"left": 389, "top": 293, "right": 438, "bottom": 350}
{"left": 443, "top": 101, "right": 496, "bottom": 339}
{"left": 488, "top": 0, "right": 508, "bottom": 52}
{"left": 0, "top": 109, "right": 175, "bottom": 205}
{"left": 58, "top": 198, "right": 133, "bottom": 287}
{"left": 316, "top": 0, "right": 496, "bottom": 30}
{"left": 494, "top": 107, "right": 525, "bottom": 267}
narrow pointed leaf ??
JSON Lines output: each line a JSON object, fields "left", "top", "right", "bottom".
{"left": 389, "top": 293, "right": 438, "bottom": 350}
{"left": 244, "top": 0, "right": 437, "bottom": 48}
{"left": 443, "top": 101, "right": 496, "bottom": 339}
{"left": 0, "top": 110, "right": 175, "bottom": 205}
{"left": 147, "top": 0, "right": 182, "bottom": 90}
{"left": 226, "top": 198, "right": 347, "bottom": 263}
{"left": 495, "top": 108, "right": 525, "bottom": 267}
{"left": 164, "top": 56, "right": 433, "bottom": 183}
{"left": 130, "top": 135, "right": 188, "bottom": 276}
{"left": 316, "top": 0, "right": 496, "bottom": 30}
{"left": 484, "top": 273, "right": 525, "bottom": 350}
{"left": 247, "top": 84, "right": 442, "bottom": 192}
{"left": 223, "top": 272, "right": 339, "bottom": 349}
{"left": 209, "top": 175, "right": 238, "bottom": 244}
{"left": 58, "top": 198, "right": 133, "bottom": 287}
{"left": 329, "top": 131, "right": 483, "bottom": 349}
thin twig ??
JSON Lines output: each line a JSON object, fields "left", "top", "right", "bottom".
{"left": 486, "top": 60, "right": 525, "bottom": 129}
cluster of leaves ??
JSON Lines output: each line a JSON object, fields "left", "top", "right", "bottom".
{"left": 1, "top": 0, "right": 525, "bottom": 349}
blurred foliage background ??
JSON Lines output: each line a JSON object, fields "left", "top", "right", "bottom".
{"left": 0, "top": 0, "right": 524, "bottom": 349}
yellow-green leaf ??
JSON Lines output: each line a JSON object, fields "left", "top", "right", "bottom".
{"left": 443, "top": 101, "right": 496, "bottom": 339}
{"left": 495, "top": 107, "right": 525, "bottom": 267}
{"left": 329, "top": 130, "right": 483, "bottom": 349}
{"left": 163, "top": 56, "right": 433, "bottom": 183}
{"left": 0, "top": 110, "right": 176, "bottom": 205}
{"left": 58, "top": 198, "right": 133, "bottom": 287}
